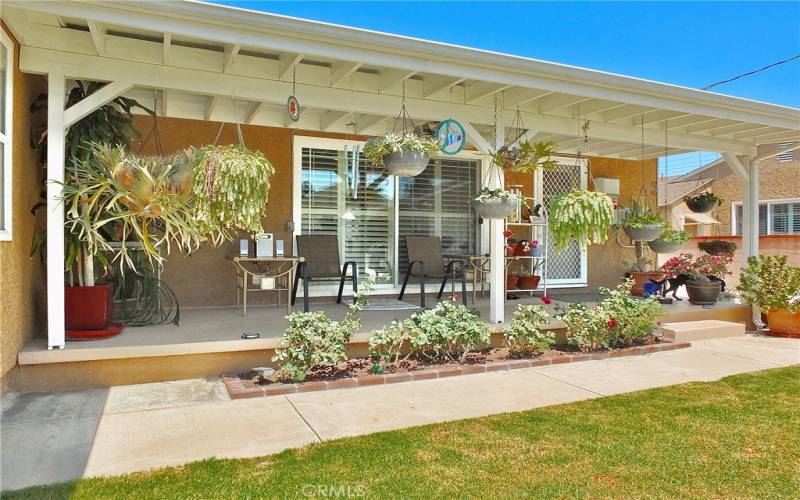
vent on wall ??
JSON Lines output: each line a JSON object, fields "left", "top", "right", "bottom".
{"left": 777, "top": 143, "right": 795, "bottom": 162}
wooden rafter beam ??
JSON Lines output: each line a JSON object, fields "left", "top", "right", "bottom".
{"left": 423, "top": 75, "right": 464, "bottom": 98}
{"left": 86, "top": 20, "right": 106, "bottom": 55}
{"left": 223, "top": 44, "right": 240, "bottom": 73}
{"left": 163, "top": 33, "right": 171, "bottom": 65}
{"left": 205, "top": 95, "right": 219, "bottom": 121}
{"left": 378, "top": 68, "right": 416, "bottom": 92}
{"left": 331, "top": 61, "right": 363, "bottom": 87}
{"left": 278, "top": 52, "right": 303, "bottom": 81}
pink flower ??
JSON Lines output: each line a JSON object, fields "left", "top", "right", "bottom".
{"left": 540, "top": 295, "right": 552, "bottom": 305}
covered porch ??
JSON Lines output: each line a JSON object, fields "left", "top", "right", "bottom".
{"left": 3, "top": 1, "right": 798, "bottom": 362}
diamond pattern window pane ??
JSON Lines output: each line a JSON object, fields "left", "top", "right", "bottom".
{"left": 543, "top": 162, "right": 583, "bottom": 281}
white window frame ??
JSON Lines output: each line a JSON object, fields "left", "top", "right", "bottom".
{"left": 292, "top": 134, "right": 487, "bottom": 296}
{"left": 0, "top": 30, "right": 13, "bottom": 241}
{"left": 731, "top": 197, "right": 800, "bottom": 236}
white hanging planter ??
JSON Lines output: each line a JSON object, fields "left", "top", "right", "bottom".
{"left": 384, "top": 151, "right": 430, "bottom": 177}
{"left": 647, "top": 238, "right": 683, "bottom": 254}
{"left": 623, "top": 224, "right": 664, "bottom": 242}
{"left": 473, "top": 197, "right": 518, "bottom": 219}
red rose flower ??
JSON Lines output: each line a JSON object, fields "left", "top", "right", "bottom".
{"left": 607, "top": 318, "right": 618, "bottom": 329}
{"left": 540, "top": 295, "right": 552, "bottom": 305}
{"left": 503, "top": 230, "right": 513, "bottom": 239}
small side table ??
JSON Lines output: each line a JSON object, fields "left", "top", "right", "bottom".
{"left": 230, "top": 256, "right": 304, "bottom": 315}
{"left": 467, "top": 255, "right": 491, "bottom": 304}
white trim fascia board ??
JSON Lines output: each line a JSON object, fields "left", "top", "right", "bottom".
{"left": 19, "top": 46, "right": 759, "bottom": 156}
{"left": 63, "top": 80, "right": 134, "bottom": 127}
{"left": 7, "top": 1, "right": 800, "bottom": 129}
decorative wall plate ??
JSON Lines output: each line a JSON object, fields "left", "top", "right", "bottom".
{"left": 287, "top": 95, "right": 301, "bottom": 121}
{"left": 435, "top": 119, "right": 465, "bottom": 155}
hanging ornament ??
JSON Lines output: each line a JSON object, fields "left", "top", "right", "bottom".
{"left": 435, "top": 119, "right": 466, "bottom": 155}
{"left": 287, "top": 67, "right": 301, "bottom": 122}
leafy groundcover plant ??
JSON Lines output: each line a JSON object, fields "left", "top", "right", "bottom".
{"left": 656, "top": 228, "right": 691, "bottom": 243}
{"left": 560, "top": 278, "right": 663, "bottom": 351}
{"left": 737, "top": 255, "right": 800, "bottom": 314}
{"left": 369, "top": 302, "right": 492, "bottom": 365}
{"left": 273, "top": 284, "right": 370, "bottom": 382}
{"left": 549, "top": 188, "right": 614, "bottom": 251}
{"left": 502, "top": 304, "right": 555, "bottom": 357}
{"left": 362, "top": 133, "right": 440, "bottom": 166}
{"left": 474, "top": 187, "right": 522, "bottom": 202}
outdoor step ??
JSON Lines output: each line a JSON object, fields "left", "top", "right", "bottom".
{"left": 661, "top": 320, "right": 746, "bottom": 342}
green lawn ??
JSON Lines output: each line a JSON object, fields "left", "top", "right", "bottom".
{"left": 8, "top": 366, "right": 799, "bottom": 499}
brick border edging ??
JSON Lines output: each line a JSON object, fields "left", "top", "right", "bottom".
{"left": 223, "top": 341, "right": 691, "bottom": 399}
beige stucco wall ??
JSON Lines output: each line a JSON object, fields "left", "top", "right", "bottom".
{"left": 0, "top": 23, "right": 47, "bottom": 388}
{"left": 707, "top": 155, "right": 800, "bottom": 236}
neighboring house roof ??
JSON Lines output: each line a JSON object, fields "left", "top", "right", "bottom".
{"left": 658, "top": 177, "right": 713, "bottom": 207}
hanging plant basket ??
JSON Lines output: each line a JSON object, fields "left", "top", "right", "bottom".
{"left": 647, "top": 238, "right": 683, "bottom": 254}
{"left": 623, "top": 224, "right": 664, "bottom": 242}
{"left": 384, "top": 151, "right": 430, "bottom": 177}
{"left": 548, "top": 189, "right": 614, "bottom": 251}
{"left": 473, "top": 197, "right": 518, "bottom": 219}
{"left": 684, "top": 193, "right": 722, "bottom": 214}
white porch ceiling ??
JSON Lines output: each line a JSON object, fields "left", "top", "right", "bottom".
{"left": 4, "top": 0, "right": 799, "bottom": 159}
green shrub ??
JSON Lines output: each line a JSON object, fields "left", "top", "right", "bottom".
{"left": 369, "top": 301, "right": 491, "bottom": 365}
{"left": 737, "top": 255, "right": 800, "bottom": 314}
{"left": 503, "top": 304, "right": 555, "bottom": 357}
{"left": 273, "top": 281, "right": 371, "bottom": 381}
{"left": 561, "top": 278, "right": 663, "bottom": 351}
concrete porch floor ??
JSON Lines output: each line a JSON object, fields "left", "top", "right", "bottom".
{"left": 19, "top": 296, "right": 754, "bottom": 364}
{"left": 2, "top": 335, "right": 798, "bottom": 491}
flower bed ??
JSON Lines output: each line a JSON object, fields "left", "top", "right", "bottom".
{"left": 224, "top": 339, "right": 690, "bottom": 399}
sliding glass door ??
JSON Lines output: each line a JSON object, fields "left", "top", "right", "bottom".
{"left": 297, "top": 137, "right": 480, "bottom": 288}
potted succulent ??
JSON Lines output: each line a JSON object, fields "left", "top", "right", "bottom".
{"left": 737, "top": 255, "right": 800, "bottom": 336}
{"left": 647, "top": 227, "right": 691, "bottom": 254}
{"left": 363, "top": 133, "right": 440, "bottom": 177}
{"left": 621, "top": 200, "right": 667, "bottom": 242}
{"left": 684, "top": 191, "right": 722, "bottom": 214}
{"left": 548, "top": 189, "right": 614, "bottom": 251}
{"left": 473, "top": 187, "right": 522, "bottom": 220}
{"left": 698, "top": 239, "right": 737, "bottom": 256}
{"left": 492, "top": 140, "right": 557, "bottom": 173}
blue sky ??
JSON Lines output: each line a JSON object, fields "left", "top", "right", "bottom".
{"left": 211, "top": 1, "right": 799, "bottom": 173}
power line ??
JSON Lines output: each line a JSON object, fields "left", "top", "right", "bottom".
{"left": 703, "top": 54, "right": 800, "bottom": 90}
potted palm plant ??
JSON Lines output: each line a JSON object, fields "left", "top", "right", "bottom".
{"left": 363, "top": 133, "right": 440, "bottom": 177}
{"left": 647, "top": 227, "right": 691, "bottom": 254}
{"left": 684, "top": 191, "right": 722, "bottom": 214}
{"left": 738, "top": 255, "right": 800, "bottom": 336}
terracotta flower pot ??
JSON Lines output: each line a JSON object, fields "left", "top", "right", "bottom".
{"left": 685, "top": 280, "right": 721, "bottom": 305}
{"left": 65, "top": 284, "right": 113, "bottom": 331}
{"left": 506, "top": 275, "right": 520, "bottom": 290}
{"left": 506, "top": 243, "right": 518, "bottom": 257}
{"left": 629, "top": 271, "right": 666, "bottom": 296}
{"left": 766, "top": 309, "right": 800, "bottom": 337}
{"left": 518, "top": 275, "right": 541, "bottom": 290}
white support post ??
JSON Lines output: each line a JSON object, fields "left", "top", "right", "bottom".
{"left": 489, "top": 97, "right": 505, "bottom": 324}
{"left": 47, "top": 70, "right": 66, "bottom": 349}
{"left": 746, "top": 156, "right": 759, "bottom": 257}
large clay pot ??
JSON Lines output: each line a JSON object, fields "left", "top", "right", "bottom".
{"left": 473, "top": 197, "right": 518, "bottom": 219}
{"left": 629, "top": 271, "right": 666, "bottom": 296}
{"left": 766, "top": 309, "right": 800, "bottom": 337}
{"left": 623, "top": 225, "right": 664, "bottom": 242}
{"left": 65, "top": 284, "right": 113, "bottom": 331}
{"left": 384, "top": 151, "right": 430, "bottom": 177}
{"left": 685, "top": 280, "right": 721, "bottom": 305}
{"left": 686, "top": 197, "right": 717, "bottom": 214}
{"left": 518, "top": 275, "right": 541, "bottom": 290}
{"left": 647, "top": 238, "right": 683, "bottom": 254}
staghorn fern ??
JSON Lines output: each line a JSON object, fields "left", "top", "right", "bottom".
{"left": 549, "top": 189, "right": 614, "bottom": 252}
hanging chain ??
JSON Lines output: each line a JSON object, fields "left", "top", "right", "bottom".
{"left": 292, "top": 67, "right": 297, "bottom": 96}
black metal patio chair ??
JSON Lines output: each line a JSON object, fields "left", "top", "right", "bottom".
{"left": 292, "top": 235, "right": 358, "bottom": 312}
{"left": 398, "top": 235, "right": 467, "bottom": 308}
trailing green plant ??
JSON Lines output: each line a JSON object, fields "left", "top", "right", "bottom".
{"left": 492, "top": 140, "right": 557, "bottom": 173}
{"left": 560, "top": 278, "right": 663, "bottom": 351}
{"left": 698, "top": 239, "right": 737, "bottom": 255}
{"left": 684, "top": 191, "right": 722, "bottom": 207}
{"left": 369, "top": 301, "right": 491, "bottom": 365}
{"left": 273, "top": 280, "right": 372, "bottom": 382}
{"left": 187, "top": 144, "right": 275, "bottom": 245}
{"left": 60, "top": 144, "right": 200, "bottom": 284}
{"left": 474, "top": 187, "right": 522, "bottom": 202}
{"left": 737, "top": 255, "right": 800, "bottom": 314}
{"left": 620, "top": 200, "right": 668, "bottom": 229}
{"left": 656, "top": 228, "right": 691, "bottom": 244}
{"left": 548, "top": 188, "right": 614, "bottom": 251}
{"left": 362, "top": 133, "right": 440, "bottom": 166}
{"left": 503, "top": 304, "right": 555, "bottom": 357}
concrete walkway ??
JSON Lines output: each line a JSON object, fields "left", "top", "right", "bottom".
{"left": 2, "top": 335, "right": 798, "bottom": 491}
